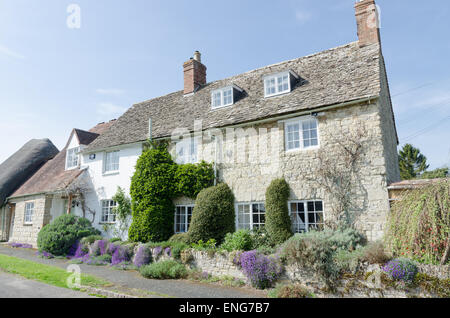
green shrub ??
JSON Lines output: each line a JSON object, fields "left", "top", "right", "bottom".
{"left": 221, "top": 230, "right": 253, "bottom": 252}
{"left": 191, "top": 239, "right": 217, "bottom": 251}
{"left": 187, "top": 183, "right": 235, "bottom": 244}
{"left": 268, "top": 283, "right": 314, "bottom": 298}
{"left": 37, "top": 214, "right": 100, "bottom": 256}
{"left": 174, "top": 162, "right": 215, "bottom": 199}
{"left": 139, "top": 260, "right": 188, "bottom": 279}
{"left": 385, "top": 179, "right": 450, "bottom": 265}
{"left": 280, "top": 232, "right": 340, "bottom": 286}
{"left": 129, "top": 142, "right": 214, "bottom": 243}
{"left": 80, "top": 235, "right": 103, "bottom": 246}
{"left": 109, "top": 238, "right": 122, "bottom": 243}
{"left": 250, "top": 226, "right": 274, "bottom": 249}
{"left": 333, "top": 247, "right": 365, "bottom": 273}
{"left": 169, "top": 233, "right": 190, "bottom": 244}
{"left": 265, "top": 179, "right": 293, "bottom": 245}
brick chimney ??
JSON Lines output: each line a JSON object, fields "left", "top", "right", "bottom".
{"left": 183, "top": 51, "right": 207, "bottom": 95}
{"left": 355, "top": 0, "right": 381, "bottom": 47}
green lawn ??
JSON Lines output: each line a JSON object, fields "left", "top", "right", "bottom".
{"left": 0, "top": 254, "right": 111, "bottom": 290}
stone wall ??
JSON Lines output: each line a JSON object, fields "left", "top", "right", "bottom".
{"left": 8, "top": 194, "right": 52, "bottom": 247}
{"left": 169, "top": 100, "right": 394, "bottom": 241}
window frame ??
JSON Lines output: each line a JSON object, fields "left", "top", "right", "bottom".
{"left": 235, "top": 202, "right": 266, "bottom": 230}
{"left": 24, "top": 202, "right": 34, "bottom": 225}
{"left": 211, "top": 86, "right": 234, "bottom": 109}
{"left": 100, "top": 200, "right": 117, "bottom": 223}
{"left": 288, "top": 200, "right": 324, "bottom": 233}
{"left": 263, "top": 71, "right": 294, "bottom": 98}
{"left": 65, "top": 147, "right": 80, "bottom": 170}
{"left": 103, "top": 150, "right": 120, "bottom": 174}
{"left": 283, "top": 116, "right": 320, "bottom": 152}
{"left": 174, "top": 205, "right": 194, "bottom": 234}
{"left": 175, "top": 137, "right": 198, "bottom": 164}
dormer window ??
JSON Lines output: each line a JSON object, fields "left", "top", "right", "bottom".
{"left": 211, "top": 85, "right": 244, "bottom": 109}
{"left": 211, "top": 86, "right": 233, "bottom": 108}
{"left": 264, "top": 70, "right": 299, "bottom": 98}
{"left": 66, "top": 147, "right": 80, "bottom": 170}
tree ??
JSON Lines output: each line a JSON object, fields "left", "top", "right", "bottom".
{"left": 398, "top": 144, "right": 429, "bottom": 180}
{"left": 420, "top": 167, "right": 449, "bottom": 179}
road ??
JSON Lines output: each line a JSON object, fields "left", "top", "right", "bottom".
{"left": 0, "top": 271, "right": 93, "bottom": 298}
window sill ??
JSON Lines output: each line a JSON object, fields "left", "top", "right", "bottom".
{"left": 285, "top": 146, "right": 320, "bottom": 154}
{"left": 102, "top": 171, "right": 119, "bottom": 176}
{"left": 23, "top": 223, "right": 33, "bottom": 226}
{"left": 99, "top": 222, "right": 116, "bottom": 225}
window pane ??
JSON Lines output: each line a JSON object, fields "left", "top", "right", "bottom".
{"left": 315, "top": 201, "right": 323, "bottom": 211}
{"left": 307, "top": 201, "right": 315, "bottom": 212}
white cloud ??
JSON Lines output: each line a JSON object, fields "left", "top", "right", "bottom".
{"left": 295, "top": 10, "right": 312, "bottom": 24}
{"left": 96, "top": 88, "right": 125, "bottom": 95}
{"left": 0, "top": 45, "right": 25, "bottom": 59}
{"left": 96, "top": 102, "right": 126, "bottom": 117}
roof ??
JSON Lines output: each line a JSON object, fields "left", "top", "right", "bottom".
{"left": 9, "top": 148, "right": 85, "bottom": 198}
{"left": 9, "top": 124, "right": 110, "bottom": 199}
{"left": 388, "top": 178, "right": 447, "bottom": 190}
{"left": 85, "top": 41, "right": 382, "bottom": 153}
{"left": 0, "top": 139, "right": 59, "bottom": 205}
{"left": 88, "top": 119, "right": 116, "bottom": 135}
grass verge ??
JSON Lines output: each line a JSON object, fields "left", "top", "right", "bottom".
{"left": 0, "top": 254, "right": 111, "bottom": 290}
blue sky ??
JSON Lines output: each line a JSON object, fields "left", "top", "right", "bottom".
{"left": 0, "top": 0, "right": 449, "bottom": 170}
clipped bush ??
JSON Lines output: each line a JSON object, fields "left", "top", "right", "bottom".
{"left": 129, "top": 143, "right": 177, "bottom": 243}
{"left": 187, "top": 183, "right": 235, "bottom": 244}
{"left": 139, "top": 260, "right": 188, "bottom": 279}
{"left": 265, "top": 179, "right": 293, "bottom": 245}
{"left": 37, "top": 214, "right": 100, "bottom": 256}
{"left": 382, "top": 258, "right": 418, "bottom": 283}
{"left": 221, "top": 230, "right": 253, "bottom": 252}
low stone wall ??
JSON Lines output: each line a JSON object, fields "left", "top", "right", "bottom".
{"left": 187, "top": 250, "right": 245, "bottom": 280}
{"left": 417, "top": 264, "right": 450, "bottom": 280}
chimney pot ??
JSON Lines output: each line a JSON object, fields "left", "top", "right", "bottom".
{"left": 183, "top": 51, "right": 207, "bottom": 95}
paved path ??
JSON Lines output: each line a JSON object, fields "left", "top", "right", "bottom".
{"left": 0, "top": 271, "right": 94, "bottom": 298}
{"left": 0, "top": 244, "right": 266, "bottom": 298}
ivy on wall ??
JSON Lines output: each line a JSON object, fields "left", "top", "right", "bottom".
{"left": 128, "top": 141, "right": 214, "bottom": 243}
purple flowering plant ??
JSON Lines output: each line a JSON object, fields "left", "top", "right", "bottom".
{"left": 382, "top": 258, "right": 418, "bottom": 283}
{"left": 154, "top": 246, "right": 163, "bottom": 257}
{"left": 238, "top": 250, "right": 283, "bottom": 289}
{"left": 9, "top": 242, "right": 33, "bottom": 249}
{"left": 133, "top": 245, "right": 152, "bottom": 268}
{"left": 164, "top": 247, "right": 172, "bottom": 257}
{"left": 111, "top": 245, "right": 131, "bottom": 265}
{"left": 35, "top": 250, "right": 54, "bottom": 259}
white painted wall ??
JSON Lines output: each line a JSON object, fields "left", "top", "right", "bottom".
{"left": 79, "top": 142, "right": 144, "bottom": 238}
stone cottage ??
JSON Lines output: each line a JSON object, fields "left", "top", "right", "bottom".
{"left": 2, "top": 0, "right": 400, "bottom": 245}
{"left": 2, "top": 122, "right": 114, "bottom": 246}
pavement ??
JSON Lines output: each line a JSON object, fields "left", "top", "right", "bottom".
{"left": 0, "top": 271, "right": 94, "bottom": 298}
{"left": 0, "top": 244, "right": 267, "bottom": 298}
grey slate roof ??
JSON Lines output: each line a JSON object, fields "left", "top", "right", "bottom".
{"left": 85, "top": 41, "right": 382, "bottom": 153}
{"left": 0, "top": 139, "right": 59, "bottom": 205}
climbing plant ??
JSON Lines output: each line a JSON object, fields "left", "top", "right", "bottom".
{"left": 128, "top": 141, "right": 214, "bottom": 243}
{"left": 385, "top": 179, "right": 450, "bottom": 265}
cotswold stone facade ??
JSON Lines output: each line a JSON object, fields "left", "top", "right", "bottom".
{"left": 8, "top": 194, "right": 52, "bottom": 247}
{"left": 170, "top": 97, "right": 399, "bottom": 241}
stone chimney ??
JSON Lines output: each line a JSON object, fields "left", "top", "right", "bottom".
{"left": 355, "top": 0, "right": 381, "bottom": 47}
{"left": 183, "top": 51, "right": 207, "bottom": 95}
